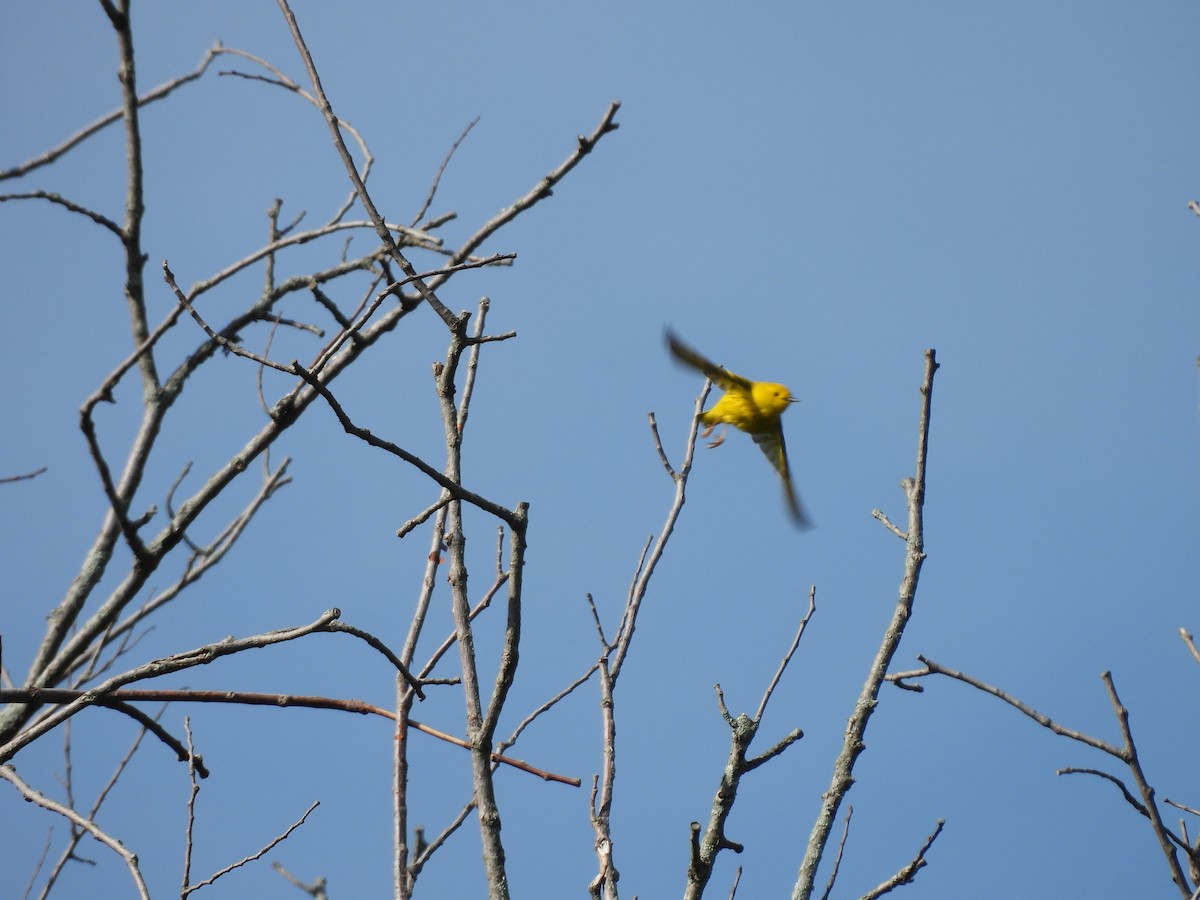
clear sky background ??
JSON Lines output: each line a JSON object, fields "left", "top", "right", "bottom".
{"left": 2, "top": 3, "right": 1198, "bottom": 898}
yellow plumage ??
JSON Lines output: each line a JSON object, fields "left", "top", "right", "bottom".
{"left": 666, "top": 330, "right": 810, "bottom": 527}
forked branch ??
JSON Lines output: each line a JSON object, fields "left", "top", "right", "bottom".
{"left": 889, "top": 659, "right": 1195, "bottom": 895}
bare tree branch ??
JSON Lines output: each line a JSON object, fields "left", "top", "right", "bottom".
{"left": 0, "top": 466, "right": 48, "bottom": 485}
{"left": 818, "top": 806, "right": 853, "bottom": 900}
{"left": 214, "top": 44, "right": 375, "bottom": 226}
{"left": 860, "top": 819, "right": 945, "bottom": 900}
{"left": 890, "top": 662, "right": 1194, "bottom": 895}
{"left": 273, "top": 862, "right": 329, "bottom": 899}
{"left": 1102, "top": 672, "right": 1193, "bottom": 895}
{"left": 64, "top": 458, "right": 291, "bottom": 687}
{"left": 1058, "top": 767, "right": 1150, "bottom": 817}
{"left": 1, "top": 610, "right": 342, "bottom": 763}
{"left": 1181, "top": 628, "right": 1200, "bottom": 667}
{"left": 793, "top": 350, "right": 939, "bottom": 900}
{"left": 0, "top": 42, "right": 222, "bottom": 181}
{"left": 587, "top": 660, "right": 619, "bottom": 900}
{"left": 898, "top": 656, "right": 1125, "bottom": 757}
{"left": 7, "top": 6, "right": 622, "bottom": 898}
{"left": 185, "top": 798, "right": 320, "bottom": 895}
{"left": 36, "top": 708, "right": 164, "bottom": 897}
{"left": 0, "top": 191, "right": 122, "bottom": 234}
{"left": 411, "top": 117, "right": 479, "bottom": 227}
{"left": 0, "top": 764, "right": 150, "bottom": 900}
{"left": 447, "top": 102, "right": 622, "bottom": 269}
{"left": 684, "top": 601, "right": 811, "bottom": 900}
{"left": 610, "top": 384, "right": 709, "bottom": 681}
{"left": 754, "top": 586, "right": 817, "bottom": 723}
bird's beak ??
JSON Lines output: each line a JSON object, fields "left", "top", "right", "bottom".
{"left": 788, "top": 397, "right": 801, "bottom": 403}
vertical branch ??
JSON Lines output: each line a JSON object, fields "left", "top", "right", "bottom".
{"left": 588, "top": 660, "right": 619, "bottom": 900}
{"left": 432, "top": 312, "right": 516, "bottom": 899}
{"left": 9, "top": 0, "right": 167, "bottom": 733}
{"left": 584, "top": 403, "right": 706, "bottom": 896}
{"left": 444, "top": 468, "right": 504, "bottom": 896}
{"left": 684, "top": 700, "right": 754, "bottom": 900}
{"left": 103, "top": 0, "right": 158, "bottom": 392}
{"left": 393, "top": 426, "right": 451, "bottom": 900}
{"left": 393, "top": 681, "right": 413, "bottom": 900}
{"left": 481, "top": 509, "right": 527, "bottom": 742}
{"left": 393, "top": 298, "right": 500, "bottom": 899}
{"left": 181, "top": 718, "right": 199, "bottom": 895}
{"left": 792, "top": 350, "right": 939, "bottom": 900}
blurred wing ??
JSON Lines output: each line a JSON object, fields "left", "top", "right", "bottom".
{"left": 665, "top": 329, "right": 753, "bottom": 392}
{"left": 751, "top": 426, "right": 812, "bottom": 528}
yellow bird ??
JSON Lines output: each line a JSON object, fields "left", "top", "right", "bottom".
{"left": 666, "top": 329, "right": 810, "bottom": 527}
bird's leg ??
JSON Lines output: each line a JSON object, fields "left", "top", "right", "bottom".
{"left": 704, "top": 425, "right": 728, "bottom": 449}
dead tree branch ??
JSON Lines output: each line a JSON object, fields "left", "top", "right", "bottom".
{"left": 793, "top": 349, "right": 939, "bottom": 900}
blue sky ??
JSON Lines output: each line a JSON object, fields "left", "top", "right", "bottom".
{"left": 2, "top": 3, "right": 1198, "bottom": 897}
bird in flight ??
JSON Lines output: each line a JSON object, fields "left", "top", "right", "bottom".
{"left": 665, "top": 329, "right": 810, "bottom": 527}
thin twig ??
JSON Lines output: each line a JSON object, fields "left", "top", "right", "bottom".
{"left": 1166, "top": 798, "right": 1200, "bottom": 819}
{"left": 755, "top": 586, "right": 816, "bottom": 722}
{"left": 860, "top": 819, "right": 945, "bottom": 900}
{"left": 182, "top": 718, "right": 199, "bottom": 892}
{"left": 496, "top": 664, "right": 600, "bottom": 755}
{"left": 818, "top": 806, "right": 853, "bottom": 900}
{"left": 274, "top": 0, "right": 457, "bottom": 328}
{"left": 411, "top": 117, "right": 479, "bottom": 227}
{"left": 901, "top": 656, "right": 1125, "bottom": 758}
{"left": 396, "top": 495, "right": 452, "bottom": 539}
{"left": 414, "top": 801, "right": 475, "bottom": 872}
{"left": 456, "top": 297, "right": 492, "bottom": 434}
{"left": 610, "top": 382, "right": 709, "bottom": 681}
{"left": 214, "top": 45, "right": 374, "bottom": 225}
{"left": 1058, "top": 767, "right": 1150, "bottom": 818}
{"left": 417, "top": 560, "right": 507, "bottom": 678}
{"left": 0, "top": 42, "right": 222, "bottom": 181}
{"left": 60, "top": 460, "right": 292, "bottom": 687}
{"left": 273, "top": 863, "right": 329, "bottom": 899}
{"left": 0, "top": 192, "right": 121, "bottom": 235}
{"left": 185, "top": 801, "right": 320, "bottom": 894}
{"left": 0, "top": 765, "right": 150, "bottom": 900}
{"left": 447, "top": 101, "right": 622, "bottom": 269}
{"left": 728, "top": 866, "right": 743, "bottom": 900}
{"left": 23, "top": 827, "right": 53, "bottom": 900}
{"left": 292, "top": 363, "right": 521, "bottom": 526}
{"left": 0, "top": 466, "right": 48, "bottom": 484}
{"left": 324, "top": 621, "right": 424, "bottom": 698}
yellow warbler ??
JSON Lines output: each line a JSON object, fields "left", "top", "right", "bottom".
{"left": 666, "top": 329, "right": 810, "bottom": 527}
